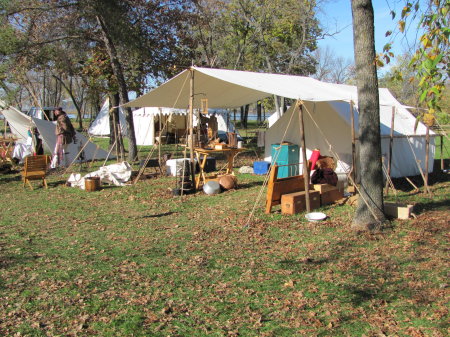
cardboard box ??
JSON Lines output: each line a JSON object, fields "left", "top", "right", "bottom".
{"left": 320, "top": 189, "right": 344, "bottom": 205}
{"left": 281, "top": 190, "right": 320, "bottom": 215}
{"left": 384, "top": 202, "right": 414, "bottom": 220}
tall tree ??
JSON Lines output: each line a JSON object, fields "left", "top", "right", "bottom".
{"left": 351, "top": 0, "right": 386, "bottom": 230}
{"left": 381, "top": 0, "right": 449, "bottom": 117}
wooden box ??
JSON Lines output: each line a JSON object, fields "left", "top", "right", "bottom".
{"left": 313, "top": 183, "right": 337, "bottom": 193}
{"left": 384, "top": 202, "right": 414, "bottom": 220}
{"left": 320, "top": 189, "right": 344, "bottom": 205}
{"left": 214, "top": 143, "right": 227, "bottom": 150}
{"left": 281, "top": 190, "right": 320, "bottom": 215}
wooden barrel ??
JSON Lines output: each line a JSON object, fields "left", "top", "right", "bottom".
{"left": 85, "top": 177, "right": 101, "bottom": 191}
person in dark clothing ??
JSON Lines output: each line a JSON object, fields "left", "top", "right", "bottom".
{"left": 52, "top": 107, "right": 76, "bottom": 167}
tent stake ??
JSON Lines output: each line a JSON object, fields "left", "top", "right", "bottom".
{"left": 385, "top": 106, "right": 395, "bottom": 194}
{"left": 298, "top": 102, "right": 310, "bottom": 213}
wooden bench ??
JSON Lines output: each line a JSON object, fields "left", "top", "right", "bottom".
{"left": 22, "top": 155, "right": 50, "bottom": 190}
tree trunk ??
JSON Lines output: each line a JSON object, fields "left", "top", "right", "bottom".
{"left": 351, "top": 0, "right": 385, "bottom": 230}
{"left": 108, "top": 94, "right": 116, "bottom": 147}
{"left": 110, "top": 93, "right": 124, "bottom": 160}
{"left": 52, "top": 74, "right": 83, "bottom": 130}
{"left": 97, "top": 15, "right": 137, "bottom": 161}
{"left": 257, "top": 101, "right": 262, "bottom": 125}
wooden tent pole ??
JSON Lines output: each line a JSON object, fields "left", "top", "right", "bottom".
{"left": 385, "top": 106, "right": 395, "bottom": 194}
{"left": 425, "top": 125, "right": 430, "bottom": 189}
{"left": 350, "top": 101, "right": 356, "bottom": 184}
{"left": 158, "top": 108, "right": 162, "bottom": 165}
{"left": 298, "top": 102, "right": 310, "bottom": 213}
{"left": 188, "top": 68, "right": 196, "bottom": 191}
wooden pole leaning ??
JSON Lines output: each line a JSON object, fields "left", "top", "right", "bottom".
{"left": 298, "top": 102, "right": 310, "bottom": 213}
{"left": 385, "top": 106, "right": 395, "bottom": 194}
{"left": 350, "top": 100, "right": 356, "bottom": 185}
{"left": 425, "top": 125, "right": 430, "bottom": 192}
{"left": 188, "top": 68, "right": 196, "bottom": 191}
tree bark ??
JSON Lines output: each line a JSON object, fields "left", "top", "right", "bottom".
{"left": 256, "top": 101, "right": 262, "bottom": 125}
{"left": 96, "top": 15, "right": 137, "bottom": 161}
{"left": 111, "top": 93, "right": 124, "bottom": 159}
{"left": 351, "top": 0, "right": 385, "bottom": 230}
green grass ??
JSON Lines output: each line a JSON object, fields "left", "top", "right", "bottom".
{"left": 1, "top": 154, "right": 449, "bottom": 336}
{"left": 1, "top": 117, "right": 449, "bottom": 336}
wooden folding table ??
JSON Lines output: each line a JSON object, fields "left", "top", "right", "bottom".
{"left": 194, "top": 147, "right": 245, "bottom": 189}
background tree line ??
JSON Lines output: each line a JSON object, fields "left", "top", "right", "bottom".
{"left": 0, "top": 0, "right": 448, "bottom": 160}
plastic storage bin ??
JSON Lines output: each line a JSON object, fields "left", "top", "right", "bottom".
{"left": 271, "top": 143, "right": 299, "bottom": 178}
{"left": 253, "top": 161, "right": 270, "bottom": 175}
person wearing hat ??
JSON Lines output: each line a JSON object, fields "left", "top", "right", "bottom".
{"left": 52, "top": 107, "right": 76, "bottom": 167}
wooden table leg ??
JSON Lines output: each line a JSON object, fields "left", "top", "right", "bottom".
{"left": 195, "top": 152, "right": 209, "bottom": 189}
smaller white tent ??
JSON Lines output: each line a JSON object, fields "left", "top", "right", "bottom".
{"left": 88, "top": 99, "right": 239, "bottom": 146}
{"left": 88, "top": 99, "right": 127, "bottom": 137}
{"left": 1, "top": 101, "right": 111, "bottom": 163}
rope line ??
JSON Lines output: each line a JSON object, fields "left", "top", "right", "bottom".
{"left": 244, "top": 102, "right": 299, "bottom": 228}
{"left": 133, "top": 73, "right": 190, "bottom": 184}
{"left": 301, "top": 100, "right": 383, "bottom": 223}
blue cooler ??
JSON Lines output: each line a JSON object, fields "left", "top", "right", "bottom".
{"left": 253, "top": 161, "right": 270, "bottom": 175}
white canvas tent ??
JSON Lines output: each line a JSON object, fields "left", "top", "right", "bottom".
{"left": 124, "top": 67, "right": 435, "bottom": 178}
{"left": 90, "top": 98, "right": 239, "bottom": 146}
{"left": 88, "top": 98, "right": 128, "bottom": 137}
{"left": 0, "top": 101, "right": 111, "bottom": 163}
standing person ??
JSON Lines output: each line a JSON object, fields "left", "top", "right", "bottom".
{"left": 52, "top": 107, "right": 76, "bottom": 168}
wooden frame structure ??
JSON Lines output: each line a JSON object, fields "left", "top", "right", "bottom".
{"left": 265, "top": 164, "right": 307, "bottom": 214}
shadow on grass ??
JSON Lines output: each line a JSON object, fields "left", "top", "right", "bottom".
{"left": 391, "top": 170, "right": 449, "bottom": 193}
{"left": 142, "top": 211, "right": 175, "bottom": 218}
{"left": 413, "top": 198, "right": 450, "bottom": 214}
{"left": 237, "top": 181, "right": 264, "bottom": 189}
{"left": 0, "top": 174, "right": 21, "bottom": 184}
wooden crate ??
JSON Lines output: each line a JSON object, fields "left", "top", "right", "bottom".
{"left": 281, "top": 190, "right": 320, "bottom": 215}
{"left": 384, "top": 202, "right": 414, "bottom": 220}
{"left": 313, "top": 183, "right": 337, "bottom": 193}
{"left": 320, "top": 189, "right": 344, "bottom": 205}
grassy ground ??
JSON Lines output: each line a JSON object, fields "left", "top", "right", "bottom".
{"left": 1, "top": 149, "right": 449, "bottom": 336}
{"left": 1, "top": 117, "right": 449, "bottom": 336}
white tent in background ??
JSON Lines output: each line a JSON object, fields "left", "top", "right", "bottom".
{"left": 88, "top": 98, "right": 128, "bottom": 137}
{"left": 124, "top": 67, "right": 435, "bottom": 178}
{"left": 0, "top": 102, "right": 111, "bottom": 163}
{"left": 89, "top": 98, "right": 239, "bottom": 146}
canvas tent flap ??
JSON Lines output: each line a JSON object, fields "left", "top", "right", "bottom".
{"left": 1, "top": 106, "right": 33, "bottom": 143}
{"left": 1, "top": 101, "right": 111, "bottom": 162}
{"left": 32, "top": 117, "right": 111, "bottom": 162}
{"left": 124, "top": 67, "right": 358, "bottom": 109}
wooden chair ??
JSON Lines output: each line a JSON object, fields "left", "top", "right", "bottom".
{"left": 22, "top": 155, "right": 50, "bottom": 190}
